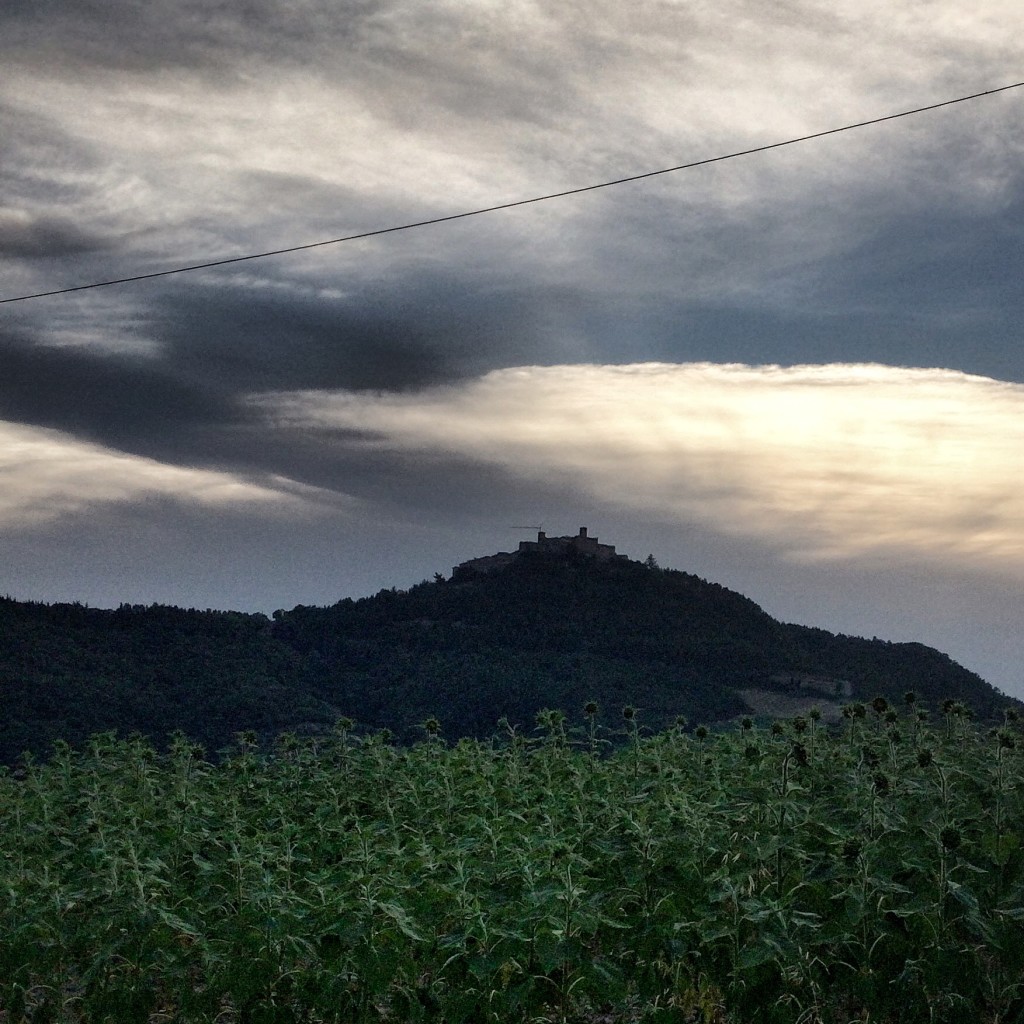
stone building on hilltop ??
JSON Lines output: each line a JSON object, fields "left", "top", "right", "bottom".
{"left": 453, "top": 527, "right": 628, "bottom": 577}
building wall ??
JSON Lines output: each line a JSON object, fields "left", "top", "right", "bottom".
{"left": 517, "top": 527, "right": 624, "bottom": 561}
{"left": 454, "top": 527, "right": 627, "bottom": 576}
{"left": 451, "top": 551, "right": 519, "bottom": 577}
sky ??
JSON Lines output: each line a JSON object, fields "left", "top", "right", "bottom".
{"left": 2, "top": 0, "right": 1023, "bottom": 698}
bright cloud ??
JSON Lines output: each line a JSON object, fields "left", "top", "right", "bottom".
{"left": 259, "top": 363, "right": 1024, "bottom": 569}
{"left": 0, "top": 420, "right": 322, "bottom": 527}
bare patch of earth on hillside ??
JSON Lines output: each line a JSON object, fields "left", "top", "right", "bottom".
{"left": 737, "top": 689, "right": 844, "bottom": 722}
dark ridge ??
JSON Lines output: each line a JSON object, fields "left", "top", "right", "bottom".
{"left": 0, "top": 541, "right": 1013, "bottom": 763}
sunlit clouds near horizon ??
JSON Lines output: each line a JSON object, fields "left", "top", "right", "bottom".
{"left": 0, "top": 420, "right": 329, "bottom": 527}
{"left": 260, "top": 361, "right": 1024, "bottom": 574}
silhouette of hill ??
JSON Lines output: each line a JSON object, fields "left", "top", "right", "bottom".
{"left": 0, "top": 540, "right": 1012, "bottom": 762}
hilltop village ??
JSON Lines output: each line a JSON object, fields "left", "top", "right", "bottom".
{"left": 453, "top": 527, "right": 629, "bottom": 577}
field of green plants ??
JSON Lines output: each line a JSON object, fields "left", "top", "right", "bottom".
{"left": 3, "top": 699, "right": 1024, "bottom": 1023}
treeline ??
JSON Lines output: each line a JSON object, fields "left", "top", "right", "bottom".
{"left": 0, "top": 599, "right": 329, "bottom": 763}
{"left": 0, "top": 552, "right": 1009, "bottom": 763}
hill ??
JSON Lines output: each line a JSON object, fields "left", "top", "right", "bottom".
{"left": 0, "top": 538, "right": 1012, "bottom": 762}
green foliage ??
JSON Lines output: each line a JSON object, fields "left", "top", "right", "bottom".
{"left": 4, "top": 708, "right": 1024, "bottom": 1023}
{"left": 0, "top": 599, "right": 329, "bottom": 764}
{"left": 0, "top": 553, "right": 1013, "bottom": 764}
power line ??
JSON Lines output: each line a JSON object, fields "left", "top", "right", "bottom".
{"left": 2, "top": 80, "right": 1022, "bottom": 305}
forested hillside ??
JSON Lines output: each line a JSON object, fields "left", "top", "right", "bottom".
{"left": 0, "top": 548, "right": 1010, "bottom": 763}
{"left": 0, "top": 600, "right": 329, "bottom": 764}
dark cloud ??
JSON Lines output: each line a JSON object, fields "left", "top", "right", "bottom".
{"left": 0, "top": 252, "right": 526, "bottom": 490}
{"left": 153, "top": 283, "right": 459, "bottom": 394}
{"left": 0, "top": 331, "right": 239, "bottom": 453}
{"left": 0, "top": 0, "right": 382, "bottom": 76}
{"left": 0, "top": 214, "right": 114, "bottom": 260}
{"left": 149, "top": 266, "right": 584, "bottom": 391}
{"left": 798, "top": 185, "right": 1024, "bottom": 382}
{"left": 573, "top": 174, "right": 1024, "bottom": 384}
{"left": 0, "top": 265, "right": 578, "bottom": 503}
{"left": 820, "top": 189, "right": 1024, "bottom": 309}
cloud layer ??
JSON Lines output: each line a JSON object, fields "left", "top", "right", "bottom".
{"left": 257, "top": 362, "right": 1024, "bottom": 571}
{"left": 4, "top": 0, "right": 1023, "bottom": 385}
{"left": 0, "top": 419, "right": 319, "bottom": 528}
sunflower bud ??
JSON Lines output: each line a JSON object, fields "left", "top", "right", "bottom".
{"left": 940, "top": 826, "right": 962, "bottom": 852}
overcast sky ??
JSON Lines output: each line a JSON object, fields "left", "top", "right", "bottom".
{"left": 2, "top": 0, "right": 1023, "bottom": 699}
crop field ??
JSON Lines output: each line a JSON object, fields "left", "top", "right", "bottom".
{"left": 2, "top": 700, "right": 1024, "bottom": 1023}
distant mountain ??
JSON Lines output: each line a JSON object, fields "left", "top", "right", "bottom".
{"left": 0, "top": 534, "right": 1012, "bottom": 762}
